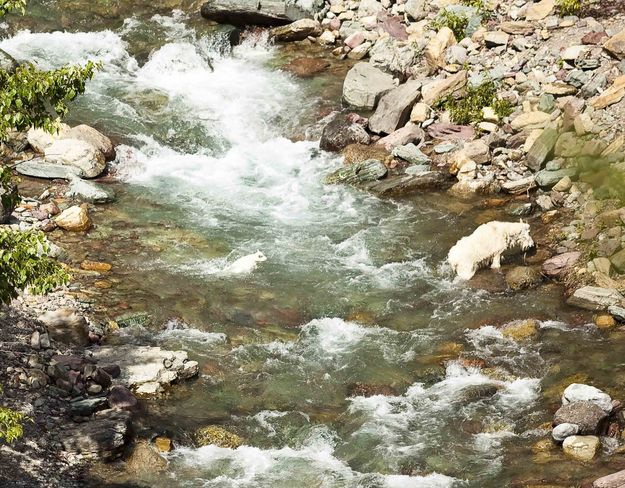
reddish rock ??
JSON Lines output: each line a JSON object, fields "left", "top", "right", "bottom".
{"left": 542, "top": 251, "right": 582, "bottom": 278}
{"left": 283, "top": 57, "right": 330, "bottom": 78}
{"left": 107, "top": 385, "right": 138, "bottom": 410}
{"left": 582, "top": 31, "right": 608, "bottom": 45}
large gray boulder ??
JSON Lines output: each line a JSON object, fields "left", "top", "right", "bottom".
{"left": 553, "top": 401, "right": 608, "bottom": 435}
{"left": 369, "top": 80, "right": 421, "bottom": 135}
{"left": 201, "top": 0, "right": 323, "bottom": 27}
{"left": 44, "top": 139, "right": 106, "bottom": 179}
{"left": 567, "top": 286, "right": 625, "bottom": 311}
{"left": 343, "top": 62, "right": 395, "bottom": 110}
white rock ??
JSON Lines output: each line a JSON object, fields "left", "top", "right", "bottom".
{"left": 552, "top": 423, "right": 579, "bottom": 442}
{"left": 44, "top": 139, "right": 106, "bottom": 178}
{"left": 562, "top": 384, "right": 613, "bottom": 413}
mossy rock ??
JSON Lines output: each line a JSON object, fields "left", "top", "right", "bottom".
{"left": 342, "top": 143, "right": 390, "bottom": 165}
{"left": 324, "top": 159, "right": 388, "bottom": 185}
{"left": 501, "top": 319, "right": 539, "bottom": 341}
{"left": 194, "top": 426, "right": 244, "bottom": 449}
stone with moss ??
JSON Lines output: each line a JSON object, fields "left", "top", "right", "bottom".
{"left": 194, "top": 426, "right": 244, "bottom": 448}
{"left": 501, "top": 319, "right": 540, "bottom": 341}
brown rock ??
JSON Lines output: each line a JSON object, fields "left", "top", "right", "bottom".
{"left": 553, "top": 401, "right": 608, "bottom": 435}
{"left": 38, "top": 308, "right": 90, "bottom": 346}
{"left": 604, "top": 29, "right": 625, "bottom": 60}
{"left": 595, "top": 314, "right": 616, "bottom": 330}
{"left": 55, "top": 205, "right": 91, "bottom": 232}
{"left": 591, "top": 75, "right": 625, "bottom": 109}
{"left": 80, "top": 260, "right": 112, "bottom": 272}
{"left": 505, "top": 266, "right": 542, "bottom": 291}
{"left": 283, "top": 57, "right": 330, "bottom": 78}
{"left": 154, "top": 436, "right": 173, "bottom": 452}
{"left": 582, "top": 31, "right": 608, "bottom": 45}
{"left": 125, "top": 441, "right": 167, "bottom": 474}
{"left": 342, "top": 144, "right": 390, "bottom": 165}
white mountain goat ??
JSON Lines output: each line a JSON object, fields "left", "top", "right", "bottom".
{"left": 223, "top": 250, "right": 267, "bottom": 275}
{"left": 447, "top": 221, "right": 534, "bottom": 280}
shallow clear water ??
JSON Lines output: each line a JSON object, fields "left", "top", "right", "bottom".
{"left": 5, "top": 6, "right": 625, "bottom": 488}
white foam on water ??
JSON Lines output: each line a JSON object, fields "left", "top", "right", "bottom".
{"left": 168, "top": 433, "right": 458, "bottom": 488}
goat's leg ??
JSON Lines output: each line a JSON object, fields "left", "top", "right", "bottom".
{"left": 491, "top": 253, "right": 501, "bottom": 269}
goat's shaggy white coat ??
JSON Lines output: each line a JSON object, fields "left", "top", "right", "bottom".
{"left": 447, "top": 221, "right": 534, "bottom": 280}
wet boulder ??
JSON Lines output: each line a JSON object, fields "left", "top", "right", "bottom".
{"left": 64, "top": 125, "right": 116, "bottom": 161}
{"left": 200, "top": 0, "right": 323, "bottom": 27}
{"left": 320, "top": 113, "right": 370, "bottom": 152}
{"left": 562, "top": 435, "right": 600, "bottom": 462}
{"left": 324, "top": 159, "right": 387, "bottom": 186}
{"left": 125, "top": 441, "right": 168, "bottom": 474}
{"left": 194, "top": 426, "right": 244, "bottom": 448}
{"left": 283, "top": 57, "right": 329, "bottom": 78}
{"left": 505, "top": 266, "right": 542, "bottom": 291}
{"left": 54, "top": 205, "right": 92, "bottom": 232}
{"left": 269, "top": 19, "right": 321, "bottom": 42}
{"left": 0, "top": 48, "right": 18, "bottom": 73}
{"left": 553, "top": 401, "right": 608, "bottom": 435}
{"left": 455, "top": 383, "right": 501, "bottom": 404}
{"left": 562, "top": 383, "right": 613, "bottom": 413}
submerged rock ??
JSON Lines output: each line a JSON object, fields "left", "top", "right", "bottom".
{"left": 562, "top": 435, "right": 600, "bottom": 462}
{"left": 194, "top": 426, "right": 244, "bottom": 448}
{"left": 501, "top": 319, "right": 539, "bottom": 341}
{"left": 505, "top": 266, "right": 542, "bottom": 291}
{"left": 125, "top": 441, "right": 168, "bottom": 474}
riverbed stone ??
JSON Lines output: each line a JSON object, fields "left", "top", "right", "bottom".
{"left": 62, "top": 410, "right": 131, "bottom": 460}
{"left": 67, "top": 177, "right": 116, "bottom": 204}
{"left": 320, "top": 113, "right": 370, "bottom": 152}
{"left": 501, "top": 319, "right": 539, "bottom": 341}
{"left": 425, "top": 27, "right": 456, "bottom": 72}
{"left": 343, "top": 62, "right": 395, "bottom": 110}
{"left": 511, "top": 111, "right": 551, "bottom": 131}
{"left": 270, "top": 18, "right": 321, "bottom": 41}
{"left": 195, "top": 426, "right": 244, "bottom": 448}
{"left": 604, "top": 29, "right": 625, "bottom": 60}
{"left": 525, "top": 0, "right": 554, "bottom": 21}
{"left": 63, "top": 125, "right": 116, "bottom": 161}
{"left": 55, "top": 205, "right": 92, "bottom": 232}
{"left": 324, "top": 159, "right": 387, "bottom": 185}
{"left": 526, "top": 127, "right": 558, "bottom": 171}
{"left": 15, "top": 159, "right": 81, "bottom": 180}
{"left": 38, "top": 308, "right": 90, "bottom": 346}
{"left": 125, "top": 441, "right": 168, "bottom": 474}
{"left": 283, "top": 57, "right": 330, "bottom": 77}
{"left": 391, "top": 143, "right": 430, "bottom": 164}
{"left": 44, "top": 139, "right": 106, "bottom": 179}
{"left": 542, "top": 251, "right": 581, "bottom": 278}
{"left": 554, "top": 401, "right": 608, "bottom": 435}
{"left": 107, "top": 385, "right": 138, "bottom": 410}
{"left": 368, "top": 80, "right": 422, "bottom": 135}
{"left": 552, "top": 422, "right": 579, "bottom": 442}
{"left": 562, "top": 435, "right": 600, "bottom": 462}
{"left": 377, "top": 123, "right": 425, "bottom": 151}
{"left": 421, "top": 70, "right": 467, "bottom": 106}
{"left": 505, "top": 267, "right": 542, "bottom": 291}
{"left": 562, "top": 384, "right": 613, "bottom": 413}
{"left": 535, "top": 168, "right": 576, "bottom": 188}
{"left": 90, "top": 345, "right": 199, "bottom": 394}
{"left": 567, "top": 286, "right": 625, "bottom": 311}
{"left": 200, "top": 0, "right": 321, "bottom": 27}
{"left": 593, "top": 470, "right": 625, "bottom": 488}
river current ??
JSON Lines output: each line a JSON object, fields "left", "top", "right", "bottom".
{"left": 3, "top": 4, "right": 625, "bottom": 487}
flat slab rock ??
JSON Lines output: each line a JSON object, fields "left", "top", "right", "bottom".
{"left": 363, "top": 170, "right": 451, "bottom": 195}
{"left": 89, "top": 345, "right": 199, "bottom": 395}
{"left": 62, "top": 410, "right": 130, "bottom": 460}
{"left": 567, "top": 286, "right": 625, "bottom": 311}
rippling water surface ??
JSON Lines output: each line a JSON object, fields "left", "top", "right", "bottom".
{"left": 4, "top": 5, "right": 625, "bottom": 487}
